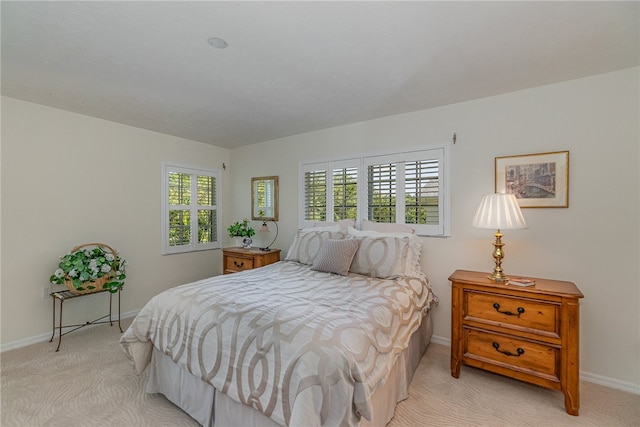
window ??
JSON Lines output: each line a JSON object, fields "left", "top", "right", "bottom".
{"left": 333, "top": 165, "right": 358, "bottom": 221}
{"left": 367, "top": 162, "right": 396, "bottom": 223}
{"left": 162, "top": 164, "right": 221, "bottom": 254}
{"left": 301, "top": 158, "right": 360, "bottom": 225}
{"left": 405, "top": 159, "right": 440, "bottom": 225}
{"left": 304, "top": 168, "right": 327, "bottom": 221}
{"left": 299, "top": 146, "right": 450, "bottom": 236}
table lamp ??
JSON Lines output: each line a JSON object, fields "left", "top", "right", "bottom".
{"left": 472, "top": 193, "right": 527, "bottom": 282}
{"left": 259, "top": 220, "right": 278, "bottom": 251}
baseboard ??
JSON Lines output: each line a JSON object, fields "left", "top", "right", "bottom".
{"left": 0, "top": 309, "right": 139, "bottom": 353}
{"left": 429, "top": 334, "right": 451, "bottom": 347}
{"left": 429, "top": 334, "right": 640, "bottom": 396}
{"left": 579, "top": 371, "right": 640, "bottom": 395}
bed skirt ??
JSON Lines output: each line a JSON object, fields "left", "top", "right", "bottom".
{"left": 146, "top": 311, "right": 433, "bottom": 427}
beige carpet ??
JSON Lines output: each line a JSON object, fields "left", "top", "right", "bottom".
{"left": 1, "top": 318, "right": 638, "bottom": 427}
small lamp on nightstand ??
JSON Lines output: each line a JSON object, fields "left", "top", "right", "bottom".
{"left": 259, "top": 220, "right": 278, "bottom": 251}
{"left": 472, "top": 193, "right": 527, "bottom": 282}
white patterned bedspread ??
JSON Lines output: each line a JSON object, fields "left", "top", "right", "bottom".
{"left": 120, "top": 261, "right": 434, "bottom": 426}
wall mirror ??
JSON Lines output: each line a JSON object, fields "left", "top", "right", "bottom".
{"left": 251, "top": 176, "right": 279, "bottom": 221}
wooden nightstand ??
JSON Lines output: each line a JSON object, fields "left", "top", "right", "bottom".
{"left": 222, "top": 247, "right": 281, "bottom": 274}
{"left": 449, "top": 269, "right": 584, "bottom": 416}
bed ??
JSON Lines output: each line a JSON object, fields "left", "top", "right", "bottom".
{"left": 120, "top": 224, "right": 436, "bottom": 426}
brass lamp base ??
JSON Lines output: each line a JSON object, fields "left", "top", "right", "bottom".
{"left": 488, "top": 271, "right": 509, "bottom": 283}
{"left": 488, "top": 229, "right": 509, "bottom": 282}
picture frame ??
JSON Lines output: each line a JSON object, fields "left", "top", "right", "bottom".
{"left": 495, "top": 151, "right": 569, "bottom": 208}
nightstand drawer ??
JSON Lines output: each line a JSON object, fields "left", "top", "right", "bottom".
{"left": 464, "top": 328, "right": 559, "bottom": 378}
{"left": 225, "top": 255, "right": 254, "bottom": 272}
{"left": 222, "top": 248, "right": 281, "bottom": 274}
{"left": 466, "top": 291, "right": 558, "bottom": 335}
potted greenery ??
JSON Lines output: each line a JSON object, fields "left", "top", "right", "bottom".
{"left": 227, "top": 219, "right": 255, "bottom": 248}
{"left": 50, "top": 243, "right": 126, "bottom": 294}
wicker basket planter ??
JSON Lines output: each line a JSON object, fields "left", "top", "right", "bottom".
{"left": 50, "top": 243, "right": 126, "bottom": 295}
{"left": 64, "top": 272, "right": 111, "bottom": 295}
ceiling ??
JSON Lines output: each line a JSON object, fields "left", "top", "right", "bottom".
{"left": 2, "top": 1, "right": 638, "bottom": 149}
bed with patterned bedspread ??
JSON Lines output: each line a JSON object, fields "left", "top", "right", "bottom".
{"left": 120, "top": 226, "right": 436, "bottom": 426}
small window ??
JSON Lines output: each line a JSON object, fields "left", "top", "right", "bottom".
{"left": 303, "top": 167, "right": 327, "bottom": 222}
{"left": 405, "top": 159, "right": 440, "bottom": 226}
{"left": 162, "top": 164, "right": 221, "bottom": 254}
{"left": 299, "top": 146, "right": 450, "bottom": 236}
{"left": 364, "top": 149, "right": 446, "bottom": 235}
{"left": 367, "top": 162, "right": 396, "bottom": 223}
{"left": 333, "top": 165, "right": 359, "bottom": 221}
{"left": 300, "top": 159, "right": 360, "bottom": 228}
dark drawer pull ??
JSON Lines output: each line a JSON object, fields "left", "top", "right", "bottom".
{"left": 233, "top": 260, "right": 244, "bottom": 268}
{"left": 492, "top": 342, "right": 525, "bottom": 357}
{"left": 493, "top": 303, "right": 525, "bottom": 317}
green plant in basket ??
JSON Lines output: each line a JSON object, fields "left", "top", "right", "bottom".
{"left": 227, "top": 219, "right": 255, "bottom": 238}
{"left": 50, "top": 245, "right": 126, "bottom": 293}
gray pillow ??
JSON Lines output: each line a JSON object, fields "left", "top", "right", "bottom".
{"left": 311, "top": 239, "right": 360, "bottom": 276}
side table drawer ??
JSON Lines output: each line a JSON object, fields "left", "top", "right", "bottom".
{"left": 466, "top": 291, "right": 559, "bottom": 336}
{"left": 222, "top": 248, "right": 281, "bottom": 274}
{"left": 225, "top": 256, "right": 254, "bottom": 272}
{"left": 464, "top": 328, "right": 560, "bottom": 379}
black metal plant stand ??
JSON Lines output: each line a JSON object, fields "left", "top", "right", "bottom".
{"left": 49, "top": 288, "right": 122, "bottom": 351}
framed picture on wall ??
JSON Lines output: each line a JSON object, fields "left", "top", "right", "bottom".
{"left": 495, "top": 151, "right": 569, "bottom": 208}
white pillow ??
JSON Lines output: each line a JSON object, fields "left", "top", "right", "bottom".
{"left": 285, "top": 228, "right": 345, "bottom": 265}
{"left": 347, "top": 227, "right": 424, "bottom": 278}
{"left": 347, "top": 226, "right": 413, "bottom": 239}
{"left": 308, "top": 225, "right": 341, "bottom": 232}
{"left": 361, "top": 220, "right": 415, "bottom": 234}
{"left": 313, "top": 219, "right": 355, "bottom": 233}
{"left": 311, "top": 239, "right": 360, "bottom": 276}
{"left": 348, "top": 234, "right": 410, "bottom": 279}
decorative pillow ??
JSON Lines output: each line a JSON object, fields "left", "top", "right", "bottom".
{"left": 361, "top": 220, "right": 415, "bottom": 234}
{"left": 311, "top": 239, "right": 360, "bottom": 276}
{"left": 285, "top": 229, "right": 345, "bottom": 265}
{"left": 347, "top": 227, "right": 424, "bottom": 278}
{"left": 348, "top": 234, "right": 411, "bottom": 279}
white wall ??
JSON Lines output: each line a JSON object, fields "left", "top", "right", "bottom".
{"left": 230, "top": 68, "right": 640, "bottom": 392}
{"left": 1, "top": 97, "right": 231, "bottom": 345}
{"left": 1, "top": 68, "right": 638, "bottom": 393}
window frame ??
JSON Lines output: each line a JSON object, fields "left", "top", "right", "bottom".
{"left": 298, "top": 144, "right": 451, "bottom": 236}
{"left": 161, "top": 163, "right": 222, "bottom": 254}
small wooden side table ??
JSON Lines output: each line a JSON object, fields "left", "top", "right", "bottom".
{"left": 449, "top": 269, "right": 583, "bottom": 415}
{"left": 222, "top": 247, "right": 281, "bottom": 274}
{"left": 49, "top": 288, "right": 122, "bottom": 352}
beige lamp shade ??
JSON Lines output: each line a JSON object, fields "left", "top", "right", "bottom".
{"left": 472, "top": 193, "right": 528, "bottom": 230}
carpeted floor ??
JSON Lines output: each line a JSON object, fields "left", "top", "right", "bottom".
{"left": 1, "top": 318, "right": 638, "bottom": 426}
